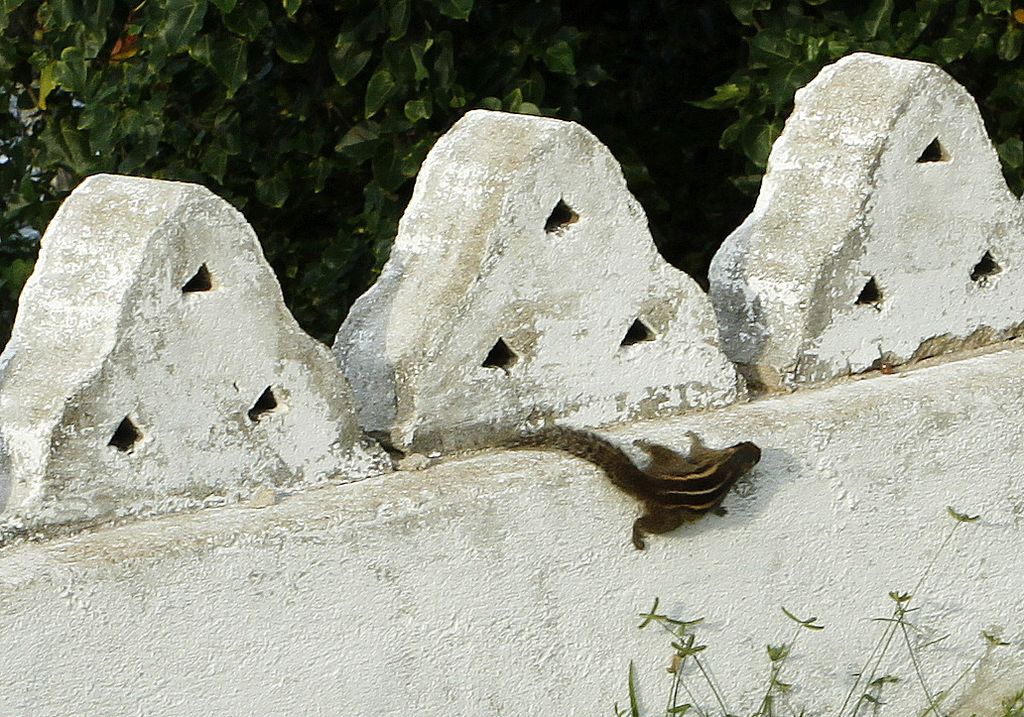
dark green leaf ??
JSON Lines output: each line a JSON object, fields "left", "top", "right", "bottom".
{"left": 209, "top": 0, "right": 236, "bottom": 12}
{"left": 223, "top": 1, "right": 269, "bottom": 41}
{"left": 211, "top": 36, "right": 248, "bottom": 96}
{"left": 432, "top": 32, "right": 454, "bottom": 89}
{"left": 401, "top": 136, "right": 433, "bottom": 177}
{"left": 827, "top": 38, "right": 851, "bottom": 58}
{"left": 0, "top": 0, "right": 27, "bottom": 32}
{"left": 403, "top": 98, "right": 432, "bottom": 122}
{"left": 372, "top": 143, "right": 404, "bottom": 191}
{"left": 77, "top": 103, "right": 115, "bottom": 151}
{"left": 335, "top": 122, "right": 380, "bottom": 161}
{"left": 997, "top": 27, "right": 1023, "bottom": 61}
{"left": 542, "top": 40, "right": 575, "bottom": 74}
{"left": 52, "top": 46, "right": 87, "bottom": 94}
{"left": 409, "top": 40, "right": 431, "bottom": 83}
{"left": 188, "top": 33, "right": 215, "bottom": 65}
{"left": 729, "top": 0, "right": 771, "bottom": 26}
{"left": 190, "top": 34, "right": 248, "bottom": 96}
{"left": 935, "top": 33, "right": 973, "bottom": 62}
{"left": 750, "top": 30, "right": 794, "bottom": 61}
{"left": 997, "top": 138, "right": 1024, "bottom": 169}
{"left": 448, "top": 83, "right": 467, "bottom": 108}
{"left": 281, "top": 0, "right": 301, "bottom": 17}
{"left": 1, "top": 258, "right": 34, "bottom": 294}
{"left": 720, "top": 114, "right": 750, "bottom": 150}
{"left": 38, "top": 118, "right": 91, "bottom": 175}
{"left": 742, "top": 120, "right": 782, "bottom": 169}
{"left": 502, "top": 86, "right": 523, "bottom": 111}
{"left": 386, "top": 0, "right": 410, "bottom": 40}
{"left": 201, "top": 144, "right": 229, "bottom": 183}
{"left": 435, "top": 0, "right": 473, "bottom": 21}
{"left": 364, "top": 66, "right": 396, "bottom": 118}
{"left": 580, "top": 63, "right": 610, "bottom": 87}
{"left": 309, "top": 157, "right": 332, "bottom": 193}
{"left": 860, "top": 0, "right": 894, "bottom": 40}
{"left": 256, "top": 172, "right": 290, "bottom": 207}
{"left": 47, "top": 0, "right": 78, "bottom": 32}
{"left": 162, "top": 0, "right": 208, "bottom": 54}
{"left": 276, "top": 23, "right": 315, "bottom": 64}
{"left": 691, "top": 82, "right": 749, "bottom": 109}
{"left": 330, "top": 31, "right": 373, "bottom": 86}
{"left": 978, "top": 0, "right": 1010, "bottom": 12}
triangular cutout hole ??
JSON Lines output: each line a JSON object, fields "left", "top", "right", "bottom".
{"left": 544, "top": 199, "right": 579, "bottom": 235}
{"left": 247, "top": 386, "right": 279, "bottom": 422}
{"left": 620, "top": 318, "right": 655, "bottom": 347}
{"left": 916, "top": 137, "right": 948, "bottom": 163}
{"left": 482, "top": 338, "right": 518, "bottom": 371}
{"left": 182, "top": 263, "right": 213, "bottom": 293}
{"left": 970, "top": 250, "right": 1001, "bottom": 284}
{"left": 108, "top": 416, "right": 143, "bottom": 453}
{"left": 856, "top": 277, "right": 882, "bottom": 309}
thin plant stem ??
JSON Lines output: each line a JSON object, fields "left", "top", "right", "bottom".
{"left": 899, "top": 616, "right": 941, "bottom": 716}
{"left": 692, "top": 652, "right": 731, "bottom": 716}
{"left": 919, "top": 652, "right": 988, "bottom": 716}
{"left": 651, "top": 619, "right": 708, "bottom": 717}
{"left": 756, "top": 624, "right": 801, "bottom": 717}
{"left": 839, "top": 519, "right": 965, "bottom": 716}
{"left": 848, "top": 618, "right": 901, "bottom": 717}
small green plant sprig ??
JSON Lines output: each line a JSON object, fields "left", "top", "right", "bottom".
{"left": 838, "top": 507, "right": 984, "bottom": 717}
{"left": 614, "top": 601, "right": 822, "bottom": 717}
{"left": 619, "top": 507, "right": 1015, "bottom": 717}
{"left": 995, "top": 688, "right": 1024, "bottom": 717}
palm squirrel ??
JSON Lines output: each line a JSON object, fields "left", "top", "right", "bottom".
{"left": 507, "top": 426, "right": 761, "bottom": 549}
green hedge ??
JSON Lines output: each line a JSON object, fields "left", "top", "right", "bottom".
{"left": 0, "top": 0, "right": 1021, "bottom": 348}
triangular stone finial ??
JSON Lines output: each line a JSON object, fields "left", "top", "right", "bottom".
{"left": 710, "top": 53, "right": 1024, "bottom": 388}
{"left": 335, "top": 110, "right": 741, "bottom": 452}
{"left": 0, "top": 175, "right": 385, "bottom": 532}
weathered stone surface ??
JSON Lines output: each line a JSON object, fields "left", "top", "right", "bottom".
{"left": 709, "top": 53, "right": 1024, "bottom": 388}
{"left": 335, "top": 109, "right": 742, "bottom": 452}
{"left": 0, "top": 174, "right": 385, "bottom": 532}
{"left": 3, "top": 342, "right": 1024, "bottom": 715}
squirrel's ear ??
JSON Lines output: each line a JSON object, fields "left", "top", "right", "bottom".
{"left": 633, "top": 440, "right": 698, "bottom": 475}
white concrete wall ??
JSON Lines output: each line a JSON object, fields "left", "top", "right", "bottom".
{"left": 1, "top": 346, "right": 1023, "bottom": 715}
{"left": 1, "top": 52, "right": 1023, "bottom": 715}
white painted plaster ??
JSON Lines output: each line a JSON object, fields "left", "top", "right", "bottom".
{"left": 0, "top": 175, "right": 386, "bottom": 534}
{"left": 709, "top": 53, "right": 1024, "bottom": 388}
{"left": 1, "top": 345, "right": 1022, "bottom": 715}
{"left": 334, "top": 110, "right": 741, "bottom": 452}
